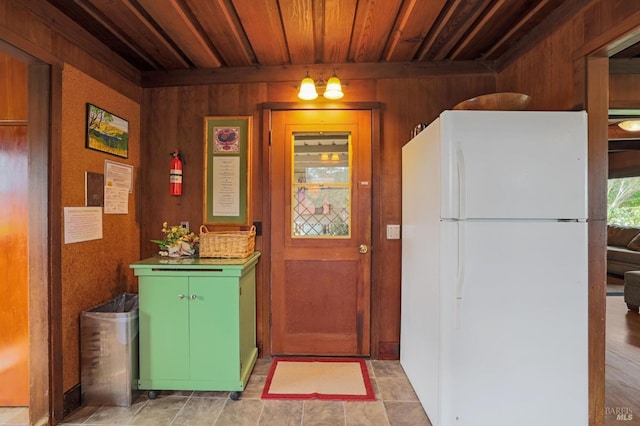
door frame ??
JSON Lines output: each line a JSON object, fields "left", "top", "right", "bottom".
{"left": 0, "top": 40, "right": 62, "bottom": 424}
{"left": 259, "top": 102, "right": 381, "bottom": 358}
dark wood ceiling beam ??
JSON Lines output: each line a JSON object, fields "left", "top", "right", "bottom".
{"left": 349, "top": 0, "right": 403, "bottom": 62}
{"left": 494, "top": 0, "right": 587, "bottom": 72}
{"left": 610, "top": 58, "right": 640, "bottom": 74}
{"left": 382, "top": 0, "right": 418, "bottom": 61}
{"left": 86, "top": 0, "right": 191, "bottom": 69}
{"left": 137, "top": 0, "right": 222, "bottom": 68}
{"left": 382, "top": 0, "right": 448, "bottom": 62}
{"left": 186, "top": 0, "right": 255, "bottom": 67}
{"left": 482, "top": 0, "right": 551, "bottom": 60}
{"left": 279, "top": 0, "right": 315, "bottom": 64}
{"left": 430, "top": 0, "right": 494, "bottom": 62}
{"left": 449, "top": 0, "right": 506, "bottom": 60}
{"left": 609, "top": 139, "right": 640, "bottom": 151}
{"left": 416, "top": 0, "right": 462, "bottom": 61}
{"left": 141, "top": 60, "right": 494, "bottom": 87}
{"left": 574, "top": 6, "right": 640, "bottom": 59}
{"left": 322, "top": 0, "right": 357, "bottom": 64}
{"left": 232, "top": 0, "right": 289, "bottom": 66}
{"left": 313, "top": 0, "right": 325, "bottom": 63}
{"left": 14, "top": 0, "right": 140, "bottom": 82}
{"left": 71, "top": 0, "right": 163, "bottom": 70}
{"left": 118, "top": 0, "right": 191, "bottom": 68}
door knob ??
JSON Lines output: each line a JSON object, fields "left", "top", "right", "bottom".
{"left": 359, "top": 244, "right": 368, "bottom": 254}
{"left": 190, "top": 294, "right": 198, "bottom": 300}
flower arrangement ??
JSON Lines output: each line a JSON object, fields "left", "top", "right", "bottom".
{"left": 151, "top": 222, "right": 199, "bottom": 257}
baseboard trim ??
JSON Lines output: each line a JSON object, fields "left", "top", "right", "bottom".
{"left": 377, "top": 342, "right": 400, "bottom": 360}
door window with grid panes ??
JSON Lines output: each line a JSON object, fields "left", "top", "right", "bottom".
{"left": 292, "top": 133, "right": 351, "bottom": 238}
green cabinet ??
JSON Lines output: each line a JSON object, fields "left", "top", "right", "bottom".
{"left": 130, "top": 253, "right": 260, "bottom": 397}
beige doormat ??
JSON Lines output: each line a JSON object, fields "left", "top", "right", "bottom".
{"left": 261, "top": 357, "right": 375, "bottom": 401}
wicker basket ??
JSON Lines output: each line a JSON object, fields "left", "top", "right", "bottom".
{"left": 199, "top": 225, "right": 256, "bottom": 258}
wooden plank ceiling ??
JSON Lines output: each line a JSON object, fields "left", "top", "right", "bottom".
{"left": 41, "top": 0, "right": 640, "bottom": 150}
{"left": 45, "top": 0, "right": 572, "bottom": 81}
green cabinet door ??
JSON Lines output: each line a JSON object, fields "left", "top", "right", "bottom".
{"left": 189, "top": 276, "right": 239, "bottom": 384}
{"left": 138, "top": 276, "right": 190, "bottom": 383}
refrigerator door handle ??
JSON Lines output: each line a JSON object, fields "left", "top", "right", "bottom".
{"left": 455, "top": 221, "right": 465, "bottom": 329}
{"left": 456, "top": 146, "right": 466, "bottom": 219}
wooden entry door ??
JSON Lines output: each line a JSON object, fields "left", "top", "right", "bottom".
{"left": 270, "top": 109, "right": 372, "bottom": 356}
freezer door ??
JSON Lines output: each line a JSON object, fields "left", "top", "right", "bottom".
{"left": 440, "top": 220, "right": 588, "bottom": 426}
{"left": 440, "top": 110, "right": 587, "bottom": 220}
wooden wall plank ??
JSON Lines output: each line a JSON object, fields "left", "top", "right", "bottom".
{"left": 586, "top": 55, "right": 608, "bottom": 426}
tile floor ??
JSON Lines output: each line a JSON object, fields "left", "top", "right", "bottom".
{"left": 0, "top": 359, "right": 431, "bottom": 426}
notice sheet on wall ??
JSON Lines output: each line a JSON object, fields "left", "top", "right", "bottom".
{"left": 104, "top": 160, "right": 133, "bottom": 192}
{"left": 64, "top": 207, "right": 103, "bottom": 244}
{"left": 104, "top": 186, "right": 129, "bottom": 214}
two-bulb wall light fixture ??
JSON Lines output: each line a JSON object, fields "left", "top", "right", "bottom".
{"left": 298, "top": 70, "right": 344, "bottom": 100}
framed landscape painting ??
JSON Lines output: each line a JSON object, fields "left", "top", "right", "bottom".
{"left": 86, "top": 103, "right": 129, "bottom": 158}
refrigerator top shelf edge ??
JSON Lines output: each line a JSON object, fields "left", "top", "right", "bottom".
{"left": 438, "top": 110, "right": 588, "bottom": 220}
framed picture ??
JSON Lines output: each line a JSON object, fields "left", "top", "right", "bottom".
{"left": 85, "top": 103, "right": 129, "bottom": 158}
{"left": 203, "top": 116, "right": 252, "bottom": 225}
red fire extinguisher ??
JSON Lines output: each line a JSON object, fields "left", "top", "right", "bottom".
{"left": 170, "top": 149, "right": 183, "bottom": 196}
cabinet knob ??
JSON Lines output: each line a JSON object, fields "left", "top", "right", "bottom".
{"left": 190, "top": 294, "right": 198, "bottom": 300}
{"left": 178, "top": 294, "right": 185, "bottom": 299}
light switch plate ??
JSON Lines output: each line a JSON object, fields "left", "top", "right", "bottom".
{"left": 386, "top": 224, "right": 401, "bottom": 239}
{"left": 180, "top": 221, "right": 189, "bottom": 232}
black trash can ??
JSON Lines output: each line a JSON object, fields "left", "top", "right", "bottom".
{"left": 80, "top": 293, "right": 139, "bottom": 406}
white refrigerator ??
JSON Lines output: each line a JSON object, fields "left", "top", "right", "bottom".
{"left": 400, "top": 110, "right": 588, "bottom": 426}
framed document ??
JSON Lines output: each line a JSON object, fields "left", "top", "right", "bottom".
{"left": 203, "top": 116, "right": 251, "bottom": 225}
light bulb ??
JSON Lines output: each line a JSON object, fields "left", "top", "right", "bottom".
{"left": 323, "top": 74, "right": 344, "bottom": 100}
{"left": 298, "top": 75, "right": 318, "bottom": 100}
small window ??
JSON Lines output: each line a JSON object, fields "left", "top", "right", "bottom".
{"left": 608, "top": 177, "right": 640, "bottom": 226}
{"left": 291, "top": 132, "right": 351, "bottom": 238}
